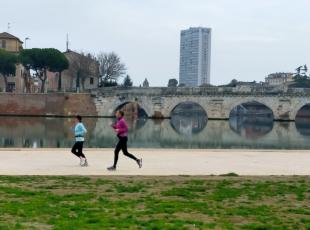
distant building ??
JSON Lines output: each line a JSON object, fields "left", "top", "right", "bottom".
{"left": 235, "top": 81, "right": 261, "bottom": 87}
{"left": 0, "top": 32, "right": 23, "bottom": 53}
{"left": 47, "top": 50, "right": 99, "bottom": 92}
{"left": 265, "top": 73, "right": 294, "bottom": 86}
{"left": 222, "top": 79, "right": 261, "bottom": 87}
{"left": 0, "top": 32, "right": 25, "bottom": 92}
{"left": 179, "top": 27, "right": 212, "bottom": 87}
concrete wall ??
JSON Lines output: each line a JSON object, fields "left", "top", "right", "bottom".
{"left": 0, "top": 93, "right": 97, "bottom": 116}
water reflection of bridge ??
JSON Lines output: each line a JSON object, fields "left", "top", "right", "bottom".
{"left": 229, "top": 116, "right": 274, "bottom": 139}
{"left": 1, "top": 115, "right": 310, "bottom": 149}
{"left": 92, "top": 119, "right": 310, "bottom": 149}
{"left": 92, "top": 99, "right": 310, "bottom": 149}
{"left": 0, "top": 117, "right": 96, "bottom": 148}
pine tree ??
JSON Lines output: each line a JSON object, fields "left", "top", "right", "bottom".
{"left": 123, "top": 75, "right": 133, "bottom": 87}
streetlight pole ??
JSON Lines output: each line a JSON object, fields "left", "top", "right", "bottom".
{"left": 24, "top": 37, "right": 30, "bottom": 49}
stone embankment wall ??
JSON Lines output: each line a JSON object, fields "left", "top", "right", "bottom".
{"left": 0, "top": 93, "right": 97, "bottom": 116}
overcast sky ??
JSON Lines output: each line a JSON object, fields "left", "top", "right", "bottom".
{"left": 1, "top": 0, "right": 309, "bottom": 86}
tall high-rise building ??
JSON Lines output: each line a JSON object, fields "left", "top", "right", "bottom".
{"left": 179, "top": 27, "right": 212, "bottom": 86}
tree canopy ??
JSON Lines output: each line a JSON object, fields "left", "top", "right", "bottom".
{"left": 168, "top": 78, "right": 178, "bottom": 87}
{"left": 293, "top": 74, "right": 310, "bottom": 88}
{"left": 47, "top": 49, "right": 69, "bottom": 91}
{"left": 123, "top": 75, "right": 133, "bottom": 87}
{"left": 142, "top": 78, "right": 149, "bottom": 87}
{"left": 19, "top": 48, "right": 68, "bottom": 92}
{"left": 0, "top": 49, "right": 18, "bottom": 92}
{"left": 0, "top": 49, "right": 17, "bottom": 76}
{"left": 292, "top": 65, "right": 310, "bottom": 88}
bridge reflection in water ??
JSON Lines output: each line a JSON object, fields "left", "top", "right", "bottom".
{"left": 1, "top": 101, "right": 310, "bottom": 149}
{"left": 229, "top": 101, "right": 274, "bottom": 140}
{"left": 295, "top": 103, "right": 310, "bottom": 136}
{"left": 170, "top": 102, "right": 208, "bottom": 137}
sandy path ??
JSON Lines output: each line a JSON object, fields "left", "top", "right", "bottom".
{"left": 0, "top": 148, "right": 309, "bottom": 176}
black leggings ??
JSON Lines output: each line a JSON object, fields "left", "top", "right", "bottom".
{"left": 71, "top": 141, "right": 86, "bottom": 158}
{"left": 113, "top": 136, "right": 138, "bottom": 167}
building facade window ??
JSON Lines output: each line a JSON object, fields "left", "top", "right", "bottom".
{"left": 0, "top": 40, "right": 6, "bottom": 49}
{"left": 90, "top": 77, "right": 94, "bottom": 85}
{"left": 7, "top": 82, "right": 15, "bottom": 92}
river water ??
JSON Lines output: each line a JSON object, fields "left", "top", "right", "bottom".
{"left": 0, "top": 116, "right": 310, "bottom": 149}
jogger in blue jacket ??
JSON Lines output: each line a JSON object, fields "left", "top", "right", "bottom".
{"left": 71, "top": 115, "right": 88, "bottom": 167}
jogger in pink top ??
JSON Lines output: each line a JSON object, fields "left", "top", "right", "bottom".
{"left": 107, "top": 110, "right": 142, "bottom": 171}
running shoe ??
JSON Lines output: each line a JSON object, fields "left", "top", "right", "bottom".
{"left": 80, "top": 157, "right": 84, "bottom": 166}
{"left": 81, "top": 159, "right": 88, "bottom": 167}
{"left": 137, "top": 158, "right": 142, "bottom": 168}
{"left": 107, "top": 166, "right": 116, "bottom": 171}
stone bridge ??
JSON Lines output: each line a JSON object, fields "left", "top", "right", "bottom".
{"left": 91, "top": 87, "right": 310, "bottom": 121}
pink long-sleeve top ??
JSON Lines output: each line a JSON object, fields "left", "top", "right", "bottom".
{"left": 112, "top": 117, "right": 128, "bottom": 137}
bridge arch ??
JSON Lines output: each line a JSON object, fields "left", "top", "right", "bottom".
{"left": 295, "top": 103, "right": 310, "bottom": 120}
{"left": 113, "top": 101, "right": 149, "bottom": 118}
{"left": 169, "top": 101, "right": 208, "bottom": 118}
{"left": 228, "top": 100, "right": 274, "bottom": 119}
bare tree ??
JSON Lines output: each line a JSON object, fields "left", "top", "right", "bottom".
{"left": 97, "top": 52, "right": 126, "bottom": 86}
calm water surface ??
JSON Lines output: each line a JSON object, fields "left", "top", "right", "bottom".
{"left": 0, "top": 116, "right": 310, "bottom": 149}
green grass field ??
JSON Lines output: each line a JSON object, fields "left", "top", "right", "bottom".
{"left": 0, "top": 175, "right": 309, "bottom": 230}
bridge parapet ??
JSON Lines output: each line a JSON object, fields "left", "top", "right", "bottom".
{"left": 92, "top": 86, "right": 310, "bottom": 97}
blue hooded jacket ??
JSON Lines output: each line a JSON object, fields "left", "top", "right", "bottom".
{"left": 73, "top": 122, "right": 87, "bottom": 142}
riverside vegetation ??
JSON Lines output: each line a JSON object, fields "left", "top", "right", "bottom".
{"left": 0, "top": 176, "right": 309, "bottom": 229}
